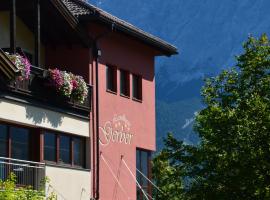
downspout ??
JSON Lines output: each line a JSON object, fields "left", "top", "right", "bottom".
{"left": 93, "top": 42, "right": 100, "bottom": 200}
{"left": 93, "top": 22, "right": 115, "bottom": 200}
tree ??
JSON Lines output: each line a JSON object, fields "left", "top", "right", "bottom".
{"left": 153, "top": 34, "right": 270, "bottom": 200}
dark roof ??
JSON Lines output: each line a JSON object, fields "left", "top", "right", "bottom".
{"left": 61, "top": 0, "right": 91, "bottom": 17}
{"left": 60, "top": 0, "right": 178, "bottom": 56}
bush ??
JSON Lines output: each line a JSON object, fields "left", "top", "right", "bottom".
{"left": 0, "top": 173, "right": 56, "bottom": 200}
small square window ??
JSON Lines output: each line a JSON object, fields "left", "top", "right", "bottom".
{"left": 120, "top": 69, "right": 130, "bottom": 97}
{"left": 106, "top": 65, "right": 117, "bottom": 93}
{"left": 132, "top": 74, "right": 142, "bottom": 101}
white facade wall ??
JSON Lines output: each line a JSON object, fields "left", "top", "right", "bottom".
{"left": 46, "top": 166, "right": 91, "bottom": 200}
{"left": 0, "top": 99, "right": 89, "bottom": 137}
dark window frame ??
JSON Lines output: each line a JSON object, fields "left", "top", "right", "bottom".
{"left": 0, "top": 121, "right": 86, "bottom": 169}
{"left": 0, "top": 122, "right": 37, "bottom": 162}
{"left": 43, "top": 130, "right": 86, "bottom": 168}
{"left": 120, "top": 69, "right": 130, "bottom": 97}
{"left": 136, "top": 148, "right": 152, "bottom": 200}
{"left": 132, "top": 74, "right": 143, "bottom": 102}
{"left": 106, "top": 65, "right": 117, "bottom": 94}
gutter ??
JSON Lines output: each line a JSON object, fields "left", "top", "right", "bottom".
{"left": 96, "top": 15, "right": 178, "bottom": 56}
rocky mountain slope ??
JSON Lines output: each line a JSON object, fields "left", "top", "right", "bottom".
{"left": 89, "top": 0, "right": 270, "bottom": 149}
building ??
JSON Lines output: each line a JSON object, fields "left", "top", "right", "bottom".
{"left": 0, "top": 0, "right": 177, "bottom": 199}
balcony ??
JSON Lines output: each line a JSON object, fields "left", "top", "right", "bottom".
{"left": 0, "top": 157, "right": 45, "bottom": 190}
{"left": 0, "top": 63, "right": 92, "bottom": 117}
{"left": 0, "top": 0, "right": 92, "bottom": 117}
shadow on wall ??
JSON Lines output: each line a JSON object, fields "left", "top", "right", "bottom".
{"left": 25, "top": 105, "right": 63, "bottom": 128}
{"left": 112, "top": 158, "right": 123, "bottom": 199}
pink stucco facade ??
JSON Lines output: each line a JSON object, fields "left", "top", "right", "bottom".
{"left": 94, "top": 30, "right": 156, "bottom": 200}
{"left": 46, "top": 22, "right": 159, "bottom": 200}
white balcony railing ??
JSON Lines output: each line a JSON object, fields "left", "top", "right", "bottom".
{"left": 0, "top": 157, "right": 45, "bottom": 190}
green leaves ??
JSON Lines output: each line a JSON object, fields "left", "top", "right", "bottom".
{"left": 0, "top": 173, "right": 56, "bottom": 200}
{"left": 153, "top": 34, "right": 270, "bottom": 200}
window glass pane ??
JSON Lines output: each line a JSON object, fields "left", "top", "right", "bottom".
{"left": 133, "top": 75, "right": 138, "bottom": 98}
{"left": 0, "top": 125, "right": 8, "bottom": 157}
{"left": 106, "top": 66, "right": 112, "bottom": 90}
{"left": 133, "top": 74, "right": 141, "bottom": 100}
{"left": 136, "top": 149, "right": 151, "bottom": 200}
{"left": 120, "top": 70, "right": 129, "bottom": 96}
{"left": 137, "top": 186, "right": 141, "bottom": 200}
{"left": 136, "top": 150, "right": 142, "bottom": 200}
{"left": 59, "top": 135, "right": 71, "bottom": 164}
{"left": 73, "top": 138, "right": 84, "bottom": 167}
{"left": 141, "top": 151, "right": 148, "bottom": 187}
{"left": 136, "top": 150, "right": 140, "bottom": 169}
{"left": 44, "top": 132, "right": 56, "bottom": 162}
{"left": 106, "top": 66, "right": 117, "bottom": 92}
{"left": 120, "top": 70, "right": 125, "bottom": 94}
{"left": 11, "top": 127, "right": 29, "bottom": 160}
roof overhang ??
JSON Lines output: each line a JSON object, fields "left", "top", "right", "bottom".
{"left": 61, "top": 0, "right": 178, "bottom": 56}
{"left": 92, "top": 13, "right": 178, "bottom": 56}
{"left": 50, "top": 0, "right": 92, "bottom": 47}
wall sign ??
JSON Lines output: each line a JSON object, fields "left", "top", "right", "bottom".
{"left": 99, "top": 115, "right": 134, "bottom": 146}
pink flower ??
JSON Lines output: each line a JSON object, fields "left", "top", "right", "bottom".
{"left": 21, "top": 57, "right": 31, "bottom": 79}
{"left": 49, "top": 68, "right": 64, "bottom": 90}
{"left": 5, "top": 52, "right": 31, "bottom": 80}
{"left": 71, "top": 79, "right": 78, "bottom": 89}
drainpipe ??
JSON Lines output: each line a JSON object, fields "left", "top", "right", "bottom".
{"left": 93, "top": 42, "right": 101, "bottom": 200}
{"left": 93, "top": 23, "right": 115, "bottom": 200}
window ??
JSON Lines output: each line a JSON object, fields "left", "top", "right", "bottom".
{"left": 106, "top": 65, "right": 117, "bottom": 93}
{"left": 132, "top": 74, "right": 142, "bottom": 101}
{"left": 0, "top": 123, "right": 34, "bottom": 161}
{"left": 0, "top": 122, "right": 86, "bottom": 168}
{"left": 59, "top": 135, "right": 71, "bottom": 164}
{"left": 43, "top": 132, "right": 86, "bottom": 168}
{"left": 10, "top": 127, "right": 30, "bottom": 161}
{"left": 44, "top": 132, "right": 56, "bottom": 162}
{"left": 0, "top": 125, "right": 8, "bottom": 157}
{"left": 120, "top": 69, "right": 130, "bottom": 97}
{"left": 136, "top": 149, "right": 152, "bottom": 200}
{"left": 73, "top": 138, "right": 84, "bottom": 167}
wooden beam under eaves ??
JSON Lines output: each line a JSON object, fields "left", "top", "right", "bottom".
{"left": 0, "top": 49, "right": 20, "bottom": 80}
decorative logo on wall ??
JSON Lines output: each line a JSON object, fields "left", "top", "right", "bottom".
{"left": 99, "top": 114, "right": 134, "bottom": 146}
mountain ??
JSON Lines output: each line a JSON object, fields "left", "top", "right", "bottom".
{"left": 89, "top": 0, "right": 270, "bottom": 149}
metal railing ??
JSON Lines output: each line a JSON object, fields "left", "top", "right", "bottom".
{"left": 0, "top": 157, "right": 45, "bottom": 190}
